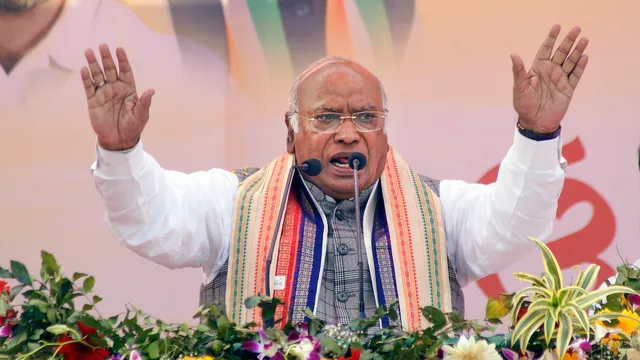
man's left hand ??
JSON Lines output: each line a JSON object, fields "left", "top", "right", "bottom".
{"left": 511, "top": 25, "right": 589, "bottom": 133}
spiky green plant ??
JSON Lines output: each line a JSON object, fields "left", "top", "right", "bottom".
{"left": 509, "top": 237, "right": 639, "bottom": 358}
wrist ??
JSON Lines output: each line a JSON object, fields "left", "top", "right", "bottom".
{"left": 97, "top": 136, "right": 140, "bottom": 152}
{"left": 516, "top": 118, "right": 559, "bottom": 134}
{"left": 516, "top": 120, "right": 561, "bottom": 141}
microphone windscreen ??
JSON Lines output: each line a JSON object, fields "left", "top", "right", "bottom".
{"left": 302, "top": 158, "right": 323, "bottom": 176}
{"left": 348, "top": 152, "right": 367, "bottom": 171}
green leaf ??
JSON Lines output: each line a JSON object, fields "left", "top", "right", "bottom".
{"left": 514, "top": 272, "right": 546, "bottom": 288}
{"left": 320, "top": 338, "right": 342, "bottom": 355}
{"left": 47, "top": 308, "right": 56, "bottom": 323}
{"left": 0, "top": 267, "right": 12, "bottom": 279}
{"left": 82, "top": 276, "right": 95, "bottom": 293}
{"left": 0, "top": 300, "right": 9, "bottom": 317}
{"left": 244, "top": 295, "right": 263, "bottom": 309}
{"left": 28, "top": 299, "right": 48, "bottom": 313}
{"left": 543, "top": 311, "right": 556, "bottom": 345}
{"left": 421, "top": 306, "right": 447, "bottom": 331}
{"left": 146, "top": 341, "right": 160, "bottom": 359}
{"left": 260, "top": 301, "right": 278, "bottom": 324}
{"left": 28, "top": 329, "right": 44, "bottom": 341}
{"left": 8, "top": 285, "right": 26, "bottom": 301}
{"left": 79, "top": 315, "right": 102, "bottom": 330}
{"left": 388, "top": 306, "right": 398, "bottom": 322}
{"left": 217, "top": 315, "right": 230, "bottom": 335}
{"left": 41, "top": 251, "right": 59, "bottom": 274}
{"left": 46, "top": 324, "right": 72, "bottom": 335}
{"left": 180, "top": 323, "right": 189, "bottom": 333}
{"left": 557, "top": 286, "right": 588, "bottom": 303}
{"left": 530, "top": 237, "right": 563, "bottom": 291}
{"left": 82, "top": 304, "right": 94, "bottom": 312}
{"left": 576, "top": 285, "right": 635, "bottom": 309}
{"left": 3, "top": 331, "right": 27, "bottom": 352}
{"left": 10, "top": 261, "right": 31, "bottom": 286}
{"left": 67, "top": 311, "right": 82, "bottom": 324}
{"left": 575, "top": 264, "right": 600, "bottom": 293}
{"left": 212, "top": 339, "right": 224, "bottom": 355}
{"left": 556, "top": 311, "right": 573, "bottom": 359}
{"left": 510, "top": 295, "right": 529, "bottom": 325}
{"left": 562, "top": 302, "right": 590, "bottom": 338}
{"left": 92, "top": 295, "right": 103, "bottom": 304}
{"left": 627, "top": 277, "right": 640, "bottom": 291}
{"left": 73, "top": 272, "right": 88, "bottom": 281}
{"left": 511, "top": 308, "right": 546, "bottom": 348}
{"left": 486, "top": 293, "right": 513, "bottom": 319}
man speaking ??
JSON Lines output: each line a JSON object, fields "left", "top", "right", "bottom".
{"left": 84, "top": 25, "right": 588, "bottom": 330}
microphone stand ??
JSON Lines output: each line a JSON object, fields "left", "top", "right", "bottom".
{"left": 351, "top": 158, "right": 366, "bottom": 319}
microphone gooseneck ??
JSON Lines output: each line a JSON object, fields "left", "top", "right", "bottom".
{"left": 265, "top": 158, "right": 323, "bottom": 310}
{"left": 348, "top": 152, "right": 367, "bottom": 319}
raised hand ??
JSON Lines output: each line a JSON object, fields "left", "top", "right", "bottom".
{"left": 511, "top": 25, "right": 589, "bottom": 134}
{"left": 81, "top": 44, "right": 155, "bottom": 151}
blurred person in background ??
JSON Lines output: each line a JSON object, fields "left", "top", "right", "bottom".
{"left": 0, "top": 0, "right": 237, "bottom": 318}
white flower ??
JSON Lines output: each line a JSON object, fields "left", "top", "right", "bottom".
{"left": 287, "top": 338, "right": 320, "bottom": 360}
{"left": 442, "top": 336, "right": 502, "bottom": 360}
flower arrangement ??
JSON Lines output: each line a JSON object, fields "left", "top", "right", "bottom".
{"left": 0, "top": 237, "right": 638, "bottom": 360}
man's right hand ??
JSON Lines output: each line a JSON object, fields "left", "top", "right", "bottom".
{"left": 81, "top": 44, "right": 155, "bottom": 151}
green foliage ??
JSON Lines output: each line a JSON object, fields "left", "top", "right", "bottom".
{"left": 502, "top": 238, "right": 639, "bottom": 359}
{"left": 0, "top": 241, "right": 638, "bottom": 359}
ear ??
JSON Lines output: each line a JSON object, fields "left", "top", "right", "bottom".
{"left": 285, "top": 113, "right": 295, "bottom": 154}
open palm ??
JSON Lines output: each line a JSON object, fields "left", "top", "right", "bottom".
{"left": 81, "top": 45, "right": 155, "bottom": 151}
{"left": 511, "top": 25, "right": 589, "bottom": 134}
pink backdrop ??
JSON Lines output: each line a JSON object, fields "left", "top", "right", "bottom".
{"left": 1, "top": 0, "right": 638, "bottom": 324}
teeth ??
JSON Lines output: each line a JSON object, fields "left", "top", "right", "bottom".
{"left": 332, "top": 162, "right": 350, "bottom": 168}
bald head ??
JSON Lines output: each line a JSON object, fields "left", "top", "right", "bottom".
{"left": 287, "top": 57, "right": 387, "bottom": 133}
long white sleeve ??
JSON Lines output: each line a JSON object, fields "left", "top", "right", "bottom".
{"left": 91, "top": 141, "right": 238, "bottom": 284}
{"left": 440, "top": 128, "right": 566, "bottom": 287}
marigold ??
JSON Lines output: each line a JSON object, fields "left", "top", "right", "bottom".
{"left": 597, "top": 309, "right": 640, "bottom": 335}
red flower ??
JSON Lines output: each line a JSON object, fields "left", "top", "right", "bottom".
{"left": 516, "top": 302, "right": 530, "bottom": 322}
{"left": 0, "top": 281, "right": 9, "bottom": 295}
{"left": 55, "top": 322, "right": 110, "bottom": 360}
{"left": 0, "top": 281, "right": 14, "bottom": 327}
{"left": 339, "top": 348, "right": 361, "bottom": 360}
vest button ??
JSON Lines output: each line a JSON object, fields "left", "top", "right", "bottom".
{"left": 337, "top": 244, "right": 349, "bottom": 255}
{"left": 335, "top": 209, "right": 345, "bottom": 221}
{"left": 337, "top": 291, "right": 348, "bottom": 302}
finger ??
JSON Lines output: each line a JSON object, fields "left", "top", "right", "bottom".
{"left": 568, "top": 55, "right": 588, "bottom": 89}
{"left": 510, "top": 54, "right": 527, "bottom": 86}
{"left": 551, "top": 26, "right": 581, "bottom": 65}
{"left": 116, "top": 47, "right": 136, "bottom": 85}
{"left": 562, "top": 37, "right": 589, "bottom": 74}
{"left": 133, "top": 88, "right": 156, "bottom": 123}
{"left": 84, "top": 48, "right": 106, "bottom": 85}
{"left": 535, "top": 24, "right": 562, "bottom": 60}
{"left": 99, "top": 44, "right": 118, "bottom": 83}
{"left": 80, "top": 66, "right": 96, "bottom": 99}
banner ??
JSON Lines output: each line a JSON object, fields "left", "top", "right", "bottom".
{"left": 1, "top": 0, "right": 638, "bottom": 323}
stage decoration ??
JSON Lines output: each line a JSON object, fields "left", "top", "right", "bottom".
{"left": 0, "top": 238, "right": 639, "bottom": 360}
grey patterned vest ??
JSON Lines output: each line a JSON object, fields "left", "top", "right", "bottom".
{"left": 199, "top": 168, "right": 466, "bottom": 322}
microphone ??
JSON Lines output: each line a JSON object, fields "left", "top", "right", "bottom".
{"left": 348, "top": 152, "right": 367, "bottom": 319}
{"left": 265, "top": 158, "right": 323, "bottom": 299}
{"left": 297, "top": 158, "right": 322, "bottom": 176}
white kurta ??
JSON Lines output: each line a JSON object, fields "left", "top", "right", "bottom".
{"left": 91, "top": 128, "right": 566, "bottom": 287}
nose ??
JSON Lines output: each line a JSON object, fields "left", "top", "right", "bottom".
{"left": 334, "top": 117, "right": 360, "bottom": 144}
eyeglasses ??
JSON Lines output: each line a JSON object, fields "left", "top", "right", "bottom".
{"left": 296, "top": 111, "right": 387, "bottom": 134}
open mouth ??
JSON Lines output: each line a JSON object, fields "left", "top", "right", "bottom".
{"left": 330, "top": 156, "right": 350, "bottom": 168}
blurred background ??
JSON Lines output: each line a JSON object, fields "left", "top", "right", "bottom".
{"left": 1, "top": 0, "right": 638, "bottom": 323}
